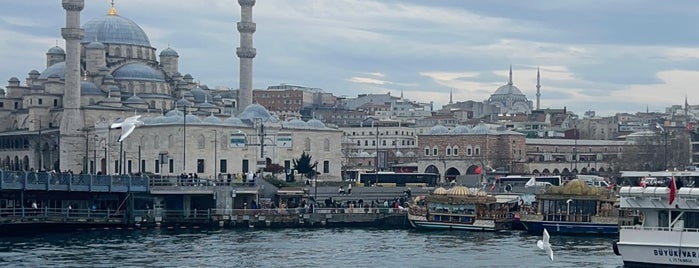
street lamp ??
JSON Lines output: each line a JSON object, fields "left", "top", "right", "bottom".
{"left": 313, "top": 161, "right": 318, "bottom": 201}
{"left": 375, "top": 122, "right": 379, "bottom": 185}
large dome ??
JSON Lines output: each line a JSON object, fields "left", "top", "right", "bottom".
{"left": 82, "top": 14, "right": 151, "bottom": 47}
{"left": 493, "top": 83, "right": 524, "bottom": 96}
{"left": 112, "top": 63, "right": 165, "bottom": 81}
{"left": 39, "top": 62, "right": 65, "bottom": 80}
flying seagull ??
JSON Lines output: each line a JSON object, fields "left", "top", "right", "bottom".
{"left": 537, "top": 228, "right": 554, "bottom": 261}
{"left": 110, "top": 115, "right": 144, "bottom": 142}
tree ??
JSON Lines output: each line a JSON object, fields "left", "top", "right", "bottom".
{"left": 264, "top": 163, "right": 285, "bottom": 175}
{"left": 293, "top": 151, "right": 318, "bottom": 181}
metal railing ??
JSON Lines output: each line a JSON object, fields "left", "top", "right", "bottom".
{"left": 0, "top": 170, "right": 149, "bottom": 192}
{"left": 0, "top": 207, "right": 125, "bottom": 220}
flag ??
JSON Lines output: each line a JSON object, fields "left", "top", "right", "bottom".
{"left": 640, "top": 177, "right": 646, "bottom": 188}
{"left": 669, "top": 176, "right": 677, "bottom": 205}
{"left": 525, "top": 177, "right": 536, "bottom": 188}
{"left": 490, "top": 182, "right": 496, "bottom": 192}
{"left": 687, "top": 123, "right": 694, "bottom": 132}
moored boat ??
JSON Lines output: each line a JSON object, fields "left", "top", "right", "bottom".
{"left": 520, "top": 179, "right": 631, "bottom": 235}
{"left": 615, "top": 172, "right": 699, "bottom": 267}
{"left": 407, "top": 186, "right": 516, "bottom": 231}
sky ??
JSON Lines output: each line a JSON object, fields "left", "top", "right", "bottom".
{"left": 1, "top": 0, "right": 698, "bottom": 116}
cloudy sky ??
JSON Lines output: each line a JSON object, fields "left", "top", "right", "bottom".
{"left": 1, "top": 0, "right": 698, "bottom": 116}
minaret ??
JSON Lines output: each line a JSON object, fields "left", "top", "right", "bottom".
{"left": 237, "top": 0, "right": 256, "bottom": 113}
{"left": 508, "top": 65, "right": 513, "bottom": 85}
{"left": 536, "top": 67, "right": 541, "bottom": 110}
{"left": 449, "top": 89, "right": 453, "bottom": 104}
{"left": 60, "top": 0, "right": 86, "bottom": 172}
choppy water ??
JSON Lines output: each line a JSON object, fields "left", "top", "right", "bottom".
{"left": 0, "top": 228, "right": 622, "bottom": 267}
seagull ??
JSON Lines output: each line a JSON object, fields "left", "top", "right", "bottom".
{"left": 537, "top": 228, "right": 554, "bottom": 261}
{"left": 110, "top": 115, "right": 144, "bottom": 142}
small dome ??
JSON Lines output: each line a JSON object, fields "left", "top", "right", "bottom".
{"left": 405, "top": 151, "right": 416, "bottom": 157}
{"left": 123, "top": 94, "right": 146, "bottom": 104}
{"left": 395, "top": 151, "right": 403, "bottom": 157}
{"left": 47, "top": 46, "right": 65, "bottom": 55}
{"left": 190, "top": 87, "right": 208, "bottom": 103}
{"left": 8, "top": 77, "right": 20, "bottom": 82}
{"left": 433, "top": 187, "right": 448, "bottom": 195}
{"left": 183, "top": 74, "right": 193, "bottom": 79}
{"left": 429, "top": 125, "right": 449, "bottom": 134}
{"left": 185, "top": 112, "right": 201, "bottom": 123}
{"left": 166, "top": 109, "right": 184, "bottom": 117}
{"left": 28, "top": 70, "right": 40, "bottom": 76}
{"left": 358, "top": 152, "right": 371, "bottom": 157}
{"left": 448, "top": 186, "right": 470, "bottom": 196}
{"left": 172, "top": 72, "right": 183, "bottom": 78}
{"left": 237, "top": 103, "right": 276, "bottom": 122}
{"left": 307, "top": 119, "right": 326, "bottom": 129}
{"left": 176, "top": 98, "right": 192, "bottom": 107}
{"left": 159, "top": 47, "right": 179, "bottom": 57}
{"left": 223, "top": 116, "right": 246, "bottom": 126}
{"left": 38, "top": 62, "right": 66, "bottom": 80}
{"left": 198, "top": 102, "right": 217, "bottom": 109}
{"left": 112, "top": 63, "right": 165, "bottom": 81}
{"left": 81, "top": 81, "right": 103, "bottom": 95}
{"left": 109, "top": 85, "right": 120, "bottom": 92}
{"left": 284, "top": 119, "right": 308, "bottom": 129}
{"left": 203, "top": 114, "right": 222, "bottom": 124}
{"left": 450, "top": 125, "right": 472, "bottom": 134}
{"left": 85, "top": 41, "right": 105, "bottom": 49}
{"left": 471, "top": 124, "right": 490, "bottom": 134}
{"left": 104, "top": 74, "right": 114, "bottom": 80}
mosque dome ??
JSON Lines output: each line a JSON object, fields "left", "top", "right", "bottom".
{"left": 82, "top": 12, "right": 151, "bottom": 47}
{"left": 450, "top": 125, "right": 472, "bottom": 134}
{"left": 471, "top": 124, "right": 490, "bottom": 134}
{"left": 38, "top": 62, "right": 65, "bottom": 80}
{"left": 237, "top": 104, "right": 276, "bottom": 122}
{"left": 429, "top": 125, "right": 449, "bottom": 134}
{"left": 223, "top": 116, "right": 246, "bottom": 126}
{"left": 47, "top": 46, "right": 65, "bottom": 55}
{"left": 493, "top": 83, "right": 524, "bottom": 96}
{"left": 29, "top": 70, "right": 40, "bottom": 76}
{"left": 80, "top": 81, "right": 103, "bottom": 95}
{"left": 185, "top": 113, "right": 201, "bottom": 123}
{"left": 307, "top": 119, "right": 326, "bottom": 129}
{"left": 112, "top": 63, "right": 165, "bottom": 81}
{"left": 165, "top": 109, "right": 184, "bottom": 117}
{"left": 159, "top": 47, "right": 179, "bottom": 57}
{"left": 284, "top": 119, "right": 308, "bottom": 129}
{"left": 123, "top": 94, "right": 146, "bottom": 104}
{"left": 190, "top": 87, "right": 208, "bottom": 103}
{"left": 175, "top": 98, "right": 192, "bottom": 107}
{"left": 358, "top": 152, "right": 371, "bottom": 157}
{"left": 85, "top": 41, "right": 105, "bottom": 49}
{"left": 203, "top": 114, "right": 222, "bottom": 124}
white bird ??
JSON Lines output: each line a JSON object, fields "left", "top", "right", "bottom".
{"left": 537, "top": 228, "right": 554, "bottom": 261}
{"left": 110, "top": 115, "right": 144, "bottom": 142}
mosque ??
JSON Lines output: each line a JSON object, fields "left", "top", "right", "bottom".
{"left": 0, "top": 1, "right": 343, "bottom": 181}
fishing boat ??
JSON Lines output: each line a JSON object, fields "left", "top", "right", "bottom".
{"left": 614, "top": 171, "right": 699, "bottom": 267}
{"left": 407, "top": 186, "right": 517, "bottom": 231}
{"left": 519, "top": 179, "right": 631, "bottom": 235}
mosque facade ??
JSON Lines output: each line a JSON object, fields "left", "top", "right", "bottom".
{"left": 0, "top": 2, "right": 343, "bottom": 181}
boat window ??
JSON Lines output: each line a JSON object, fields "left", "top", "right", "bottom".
{"left": 684, "top": 212, "right": 699, "bottom": 229}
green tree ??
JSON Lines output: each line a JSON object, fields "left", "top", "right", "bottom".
{"left": 293, "top": 151, "right": 318, "bottom": 181}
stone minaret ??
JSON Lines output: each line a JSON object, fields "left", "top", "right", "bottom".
{"left": 536, "top": 67, "right": 541, "bottom": 110}
{"left": 60, "top": 0, "right": 85, "bottom": 172}
{"left": 237, "top": 0, "right": 256, "bottom": 113}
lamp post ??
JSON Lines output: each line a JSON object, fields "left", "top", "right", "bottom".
{"left": 375, "top": 122, "right": 379, "bottom": 185}
{"left": 313, "top": 161, "right": 318, "bottom": 201}
{"left": 213, "top": 129, "right": 218, "bottom": 179}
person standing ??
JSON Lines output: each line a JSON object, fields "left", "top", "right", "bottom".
{"left": 347, "top": 183, "right": 352, "bottom": 195}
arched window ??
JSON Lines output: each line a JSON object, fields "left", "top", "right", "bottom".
{"left": 467, "top": 145, "right": 473, "bottom": 156}
{"left": 453, "top": 146, "right": 459, "bottom": 156}
{"left": 424, "top": 147, "right": 430, "bottom": 156}
{"left": 324, "top": 138, "right": 330, "bottom": 152}
{"left": 446, "top": 146, "right": 452, "bottom": 156}
{"left": 197, "top": 134, "right": 205, "bottom": 149}
{"left": 432, "top": 146, "right": 438, "bottom": 156}
{"left": 475, "top": 146, "right": 481, "bottom": 155}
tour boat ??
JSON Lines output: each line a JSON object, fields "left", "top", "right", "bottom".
{"left": 615, "top": 173, "right": 699, "bottom": 267}
{"left": 519, "top": 179, "right": 632, "bottom": 235}
{"left": 407, "top": 186, "right": 517, "bottom": 231}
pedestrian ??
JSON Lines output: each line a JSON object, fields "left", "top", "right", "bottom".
{"left": 347, "top": 183, "right": 352, "bottom": 195}
{"left": 338, "top": 185, "right": 345, "bottom": 195}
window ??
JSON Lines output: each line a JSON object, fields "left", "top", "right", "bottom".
{"left": 114, "top": 160, "right": 119, "bottom": 173}
{"left": 242, "top": 159, "right": 249, "bottom": 173}
{"left": 38, "top": 98, "right": 43, "bottom": 105}
{"left": 220, "top": 159, "right": 227, "bottom": 173}
{"left": 155, "top": 160, "right": 160, "bottom": 173}
{"left": 424, "top": 147, "right": 430, "bottom": 156}
{"left": 197, "top": 159, "right": 205, "bottom": 173}
{"left": 53, "top": 99, "right": 58, "bottom": 107}
{"left": 141, "top": 160, "right": 146, "bottom": 173}
{"left": 475, "top": 147, "right": 480, "bottom": 155}
{"left": 324, "top": 139, "right": 330, "bottom": 152}
{"left": 453, "top": 147, "right": 459, "bottom": 156}
{"left": 433, "top": 147, "right": 438, "bottom": 156}
{"left": 467, "top": 147, "right": 472, "bottom": 156}
{"left": 169, "top": 159, "right": 174, "bottom": 173}
{"left": 323, "top": 160, "right": 329, "bottom": 173}
{"left": 446, "top": 147, "right": 451, "bottom": 156}
{"left": 127, "top": 160, "right": 132, "bottom": 174}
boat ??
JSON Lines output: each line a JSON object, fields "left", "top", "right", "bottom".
{"left": 407, "top": 186, "right": 517, "bottom": 231}
{"left": 519, "top": 179, "right": 631, "bottom": 235}
{"left": 614, "top": 171, "right": 699, "bottom": 267}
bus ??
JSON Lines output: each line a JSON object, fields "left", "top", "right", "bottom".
{"left": 358, "top": 172, "right": 439, "bottom": 187}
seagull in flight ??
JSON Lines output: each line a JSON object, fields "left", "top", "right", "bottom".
{"left": 537, "top": 228, "right": 554, "bottom": 261}
{"left": 111, "top": 115, "right": 144, "bottom": 142}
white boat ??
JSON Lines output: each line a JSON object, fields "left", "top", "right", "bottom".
{"left": 615, "top": 171, "right": 699, "bottom": 267}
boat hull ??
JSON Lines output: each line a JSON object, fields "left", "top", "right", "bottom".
{"left": 521, "top": 220, "right": 618, "bottom": 235}
{"left": 408, "top": 214, "right": 499, "bottom": 231}
{"left": 617, "top": 227, "right": 699, "bottom": 267}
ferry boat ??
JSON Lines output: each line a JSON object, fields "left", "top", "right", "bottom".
{"left": 407, "top": 186, "right": 517, "bottom": 231}
{"left": 614, "top": 171, "right": 699, "bottom": 267}
{"left": 519, "top": 179, "right": 632, "bottom": 235}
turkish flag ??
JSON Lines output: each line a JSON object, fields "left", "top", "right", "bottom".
{"left": 669, "top": 176, "right": 677, "bottom": 205}
{"left": 475, "top": 166, "right": 482, "bottom": 175}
